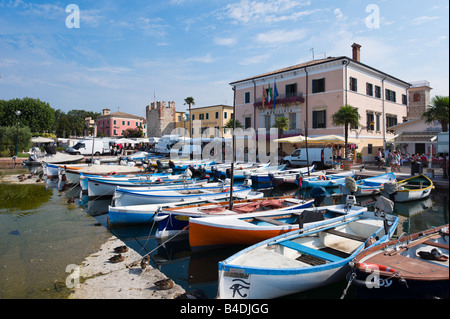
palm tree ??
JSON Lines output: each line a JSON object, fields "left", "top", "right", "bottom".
{"left": 184, "top": 97, "right": 195, "bottom": 137}
{"left": 422, "top": 95, "right": 449, "bottom": 132}
{"left": 331, "top": 104, "right": 361, "bottom": 158}
{"left": 272, "top": 116, "right": 290, "bottom": 137}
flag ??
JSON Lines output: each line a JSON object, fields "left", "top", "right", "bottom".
{"left": 273, "top": 81, "right": 279, "bottom": 109}
{"left": 262, "top": 85, "right": 267, "bottom": 109}
{"left": 268, "top": 83, "right": 272, "bottom": 109}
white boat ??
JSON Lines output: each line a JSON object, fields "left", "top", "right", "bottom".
{"left": 108, "top": 191, "right": 264, "bottom": 226}
{"left": 63, "top": 164, "right": 144, "bottom": 185}
{"left": 339, "top": 172, "right": 396, "bottom": 197}
{"left": 211, "top": 163, "right": 271, "bottom": 180}
{"left": 382, "top": 174, "right": 434, "bottom": 203}
{"left": 85, "top": 174, "right": 203, "bottom": 198}
{"left": 217, "top": 199, "right": 399, "bottom": 299}
{"left": 112, "top": 183, "right": 253, "bottom": 207}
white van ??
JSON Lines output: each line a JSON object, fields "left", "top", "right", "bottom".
{"left": 282, "top": 147, "right": 333, "bottom": 169}
{"left": 67, "top": 139, "right": 110, "bottom": 156}
{"left": 155, "top": 135, "right": 182, "bottom": 155}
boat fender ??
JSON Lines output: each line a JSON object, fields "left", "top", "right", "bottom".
{"left": 223, "top": 187, "right": 233, "bottom": 192}
{"left": 319, "top": 175, "right": 326, "bottom": 180}
{"left": 109, "top": 171, "right": 118, "bottom": 175}
{"left": 359, "top": 263, "right": 397, "bottom": 273}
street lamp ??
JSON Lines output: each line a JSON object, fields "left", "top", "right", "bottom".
{"left": 15, "top": 110, "right": 21, "bottom": 157}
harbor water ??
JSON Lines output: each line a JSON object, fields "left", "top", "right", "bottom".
{"left": 0, "top": 168, "right": 448, "bottom": 299}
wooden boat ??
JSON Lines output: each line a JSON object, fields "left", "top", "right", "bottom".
{"left": 157, "top": 196, "right": 314, "bottom": 240}
{"left": 296, "top": 170, "right": 355, "bottom": 188}
{"left": 349, "top": 225, "right": 449, "bottom": 299}
{"left": 188, "top": 201, "right": 368, "bottom": 252}
{"left": 339, "top": 172, "right": 396, "bottom": 197}
{"left": 217, "top": 206, "right": 399, "bottom": 299}
{"left": 211, "top": 163, "right": 271, "bottom": 180}
{"left": 108, "top": 191, "right": 265, "bottom": 226}
{"left": 85, "top": 174, "right": 206, "bottom": 198}
{"left": 382, "top": 174, "right": 434, "bottom": 203}
{"left": 63, "top": 164, "right": 144, "bottom": 184}
{"left": 271, "top": 168, "right": 325, "bottom": 188}
{"left": 112, "top": 183, "right": 253, "bottom": 207}
{"left": 251, "top": 165, "right": 316, "bottom": 188}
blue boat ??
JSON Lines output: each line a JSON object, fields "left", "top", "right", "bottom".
{"left": 296, "top": 170, "right": 355, "bottom": 188}
{"left": 339, "top": 172, "right": 396, "bottom": 196}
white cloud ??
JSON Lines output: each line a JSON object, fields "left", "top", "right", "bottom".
{"left": 214, "top": 37, "right": 237, "bottom": 46}
{"left": 334, "top": 8, "right": 344, "bottom": 20}
{"left": 187, "top": 53, "right": 216, "bottom": 63}
{"left": 239, "top": 53, "right": 271, "bottom": 65}
{"left": 222, "top": 0, "right": 315, "bottom": 24}
{"left": 412, "top": 16, "right": 440, "bottom": 25}
{"left": 255, "top": 28, "right": 307, "bottom": 45}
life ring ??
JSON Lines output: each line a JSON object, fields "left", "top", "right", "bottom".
{"left": 319, "top": 175, "right": 326, "bottom": 180}
{"left": 109, "top": 171, "right": 118, "bottom": 175}
{"left": 359, "top": 263, "right": 397, "bottom": 273}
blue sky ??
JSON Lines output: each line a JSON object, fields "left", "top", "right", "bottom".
{"left": 0, "top": 0, "right": 448, "bottom": 117}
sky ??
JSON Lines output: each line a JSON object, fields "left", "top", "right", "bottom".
{"left": 0, "top": 0, "right": 449, "bottom": 118}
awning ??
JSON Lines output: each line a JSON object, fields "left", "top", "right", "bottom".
{"left": 31, "top": 137, "right": 54, "bottom": 143}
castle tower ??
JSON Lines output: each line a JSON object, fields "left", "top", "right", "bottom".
{"left": 407, "top": 80, "right": 432, "bottom": 120}
{"left": 146, "top": 101, "right": 176, "bottom": 137}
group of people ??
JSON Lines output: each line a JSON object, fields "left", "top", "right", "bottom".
{"left": 376, "top": 148, "right": 444, "bottom": 172}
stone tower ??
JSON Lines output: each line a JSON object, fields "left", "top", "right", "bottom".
{"left": 407, "top": 80, "right": 432, "bottom": 120}
{"left": 146, "top": 101, "right": 176, "bottom": 137}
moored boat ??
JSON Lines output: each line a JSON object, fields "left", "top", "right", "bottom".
{"left": 339, "top": 172, "right": 396, "bottom": 197}
{"left": 217, "top": 202, "right": 399, "bottom": 299}
{"left": 157, "top": 195, "right": 313, "bottom": 240}
{"left": 296, "top": 170, "right": 355, "bottom": 188}
{"left": 382, "top": 174, "right": 434, "bottom": 203}
{"left": 188, "top": 200, "right": 369, "bottom": 252}
{"left": 348, "top": 225, "right": 449, "bottom": 299}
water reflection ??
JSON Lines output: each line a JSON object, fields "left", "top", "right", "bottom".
{"left": 0, "top": 184, "right": 53, "bottom": 214}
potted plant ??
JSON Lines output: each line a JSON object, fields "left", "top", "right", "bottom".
{"left": 356, "top": 152, "right": 363, "bottom": 163}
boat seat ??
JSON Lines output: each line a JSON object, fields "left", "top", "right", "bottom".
{"left": 278, "top": 241, "right": 343, "bottom": 263}
{"left": 254, "top": 216, "right": 290, "bottom": 226}
{"left": 324, "top": 229, "right": 367, "bottom": 242}
{"left": 423, "top": 240, "right": 449, "bottom": 250}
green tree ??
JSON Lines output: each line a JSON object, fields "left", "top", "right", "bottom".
{"left": 272, "top": 116, "right": 290, "bottom": 137}
{"left": 184, "top": 97, "right": 195, "bottom": 137}
{"left": 0, "top": 97, "right": 55, "bottom": 133}
{"left": 223, "top": 118, "right": 243, "bottom": 129}
{"left": 0, "top": 126, "right": 32, "bottom": 156}
{"left": 331, "top": 104, "right": 361, "bottom": 158}
{"left": 123, "top": 127, "right": 144, "bottom": 138}
{"left": 422, "top": 95, "right": 449, "bottom": 132}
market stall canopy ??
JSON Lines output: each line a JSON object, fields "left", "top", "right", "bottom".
{"left": 31, "top": 136, "right": 54, "bottom": 143}
{"left": 307, "top": 134, "right": 358, "bottom": 144}
{"left": 274, "top": 135, "right": 306, "bottom": 143}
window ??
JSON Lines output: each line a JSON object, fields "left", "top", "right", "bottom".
{"left": 312, "top": 110, "right": 326, "bottom": 128}
{"left": 215, "top": 112, "right": 219, "bottom": 119}
{"left": 285, "top": 83, "right": 297, "bottom": 97}
{"left": 366, "top": 112, "right": 375, "bottom": 131}
{"left": 312, "top": 78, "right": 325, "bottom": 93}
{"left": 366, "top": 83, "right": 373, "bottom": 96}
{"left": 113, "top": 120, "right": 116, "bottom": 125}
{"left": 368, "top": 144, "right": 373, "bottom": 154}
{"left": 244, "top": 92, "right": 251, "bottom": 104}
{"left": 350, "top": 77, "right": 357, "bottom": 92}
{"left": 127, "top": 121, "right": 130, "bottom": 126}
{"left": 413, "top": 93, "right": 421, "bottom": 102}
{"left": 375, "top": 86, "right": 381, "bottom": 98}
{"left": 402, "top": 94, "right": 407, "bottom": 105}
{"left": 224, "top": 112, "right": 228, "bottom": 119}
{"left": 192, "top": 114, "right": 195, "bottom": 120}
{"left": 178, "top": 115, "right": 182, "bottom": 121}
{"left": 376, "top": 114, "right": 380, "bottom": 131}
{"left": 199, "top": 113, "right": 204, "bottom": 120}
{"left": 289, "top": 113, "right": 297, "bottom": 130}
{"left": 244, "top": 117, "right": 251, "bottom": 130}
{"left": 206, "top": 113, "right": 209, "bottom": 120}
{"left": 122, "top": 121, "right": 125, "bottom": 125}
{"left": 385, "top": 89, "right": 396, "bottom": 102}
{"left": 386, "top": 115, "right": 398, "bottom": 128}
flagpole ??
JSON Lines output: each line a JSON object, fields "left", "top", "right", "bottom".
{"left": 229, "top": 86, "right": 236, "bottom": 209}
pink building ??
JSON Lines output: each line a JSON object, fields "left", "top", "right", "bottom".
{"left": 95, "top": 108, "right": 147, "bottom": 137}
{"left": 230, "top": 44, "right": 411, "bottom": 159}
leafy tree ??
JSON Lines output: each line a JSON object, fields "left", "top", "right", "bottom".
{"left": 123, "top": 127, "right": 144, "bottom": 138}
{"left": 0, "top": 126, "right": 32, "bottom": 156}
{"left": 0, "top": 97, "right": 55, "bottom": 133}
{"left": 223, "top": 118, "right": 243, "bottom": 129}
{"left": 422, "top": 95, "right": 449, "bottom": 132}
{"left": 272, "top": 116, "right": 290, "bottom": 137}
{"left": 331, "top": 104, "right": 361, "bottom": 158}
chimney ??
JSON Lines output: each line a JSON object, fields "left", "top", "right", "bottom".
{"left": 351, "top": 43, "right": 361, "bottom": 62}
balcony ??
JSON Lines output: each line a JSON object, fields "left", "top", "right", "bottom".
{"left": 253, "top": 93, "right": 304, "bottom": 109}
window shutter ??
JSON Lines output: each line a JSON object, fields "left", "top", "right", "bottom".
{"left": 323, "top": 110, "right": 326, "bottom": 128}
{"left": 312, "top": 111, "right": 317, "bottom": 128}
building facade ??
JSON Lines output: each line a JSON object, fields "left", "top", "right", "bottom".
{"left": 96, "top": 108, "right": 147, "bottom": 137}
{"left": 407, "top": 80, "right": 432, "bottom": 120}
{"left": 230, "top": 43, "right": 411, "bottom": 159}
{"left": 189, "top": 105, "right": 234, "bottom": 138}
